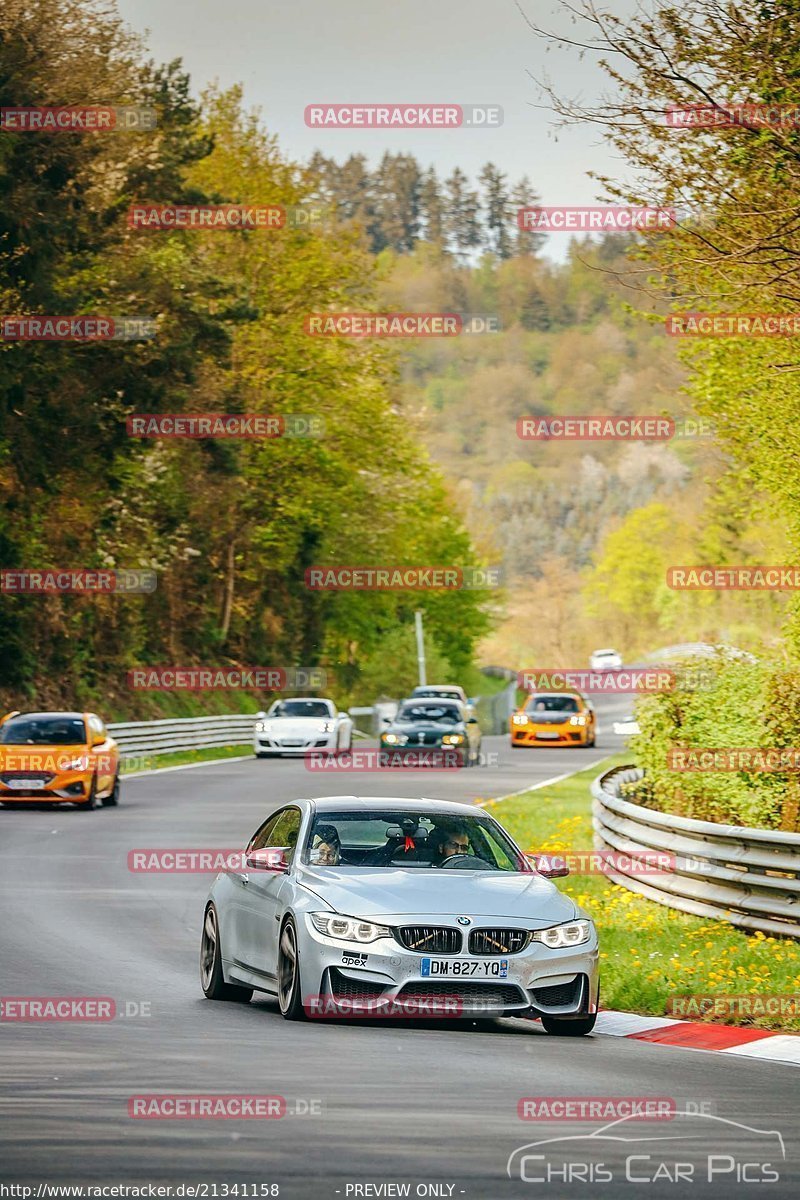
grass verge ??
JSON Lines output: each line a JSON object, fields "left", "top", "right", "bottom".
{"left": 486, "top": 753, "right": 800, "bottom": 1033}
{"left": 120, "top": 744, "right": 253, "bottom": 775}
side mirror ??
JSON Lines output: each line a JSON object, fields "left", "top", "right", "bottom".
{"left": 255, "top": 711, "right": 267, "bottom": 719}
{"left": 246, "top": 847, "right": 290, "bottom": 873}
{"left": 467, "top": 716, "right": 478, "bottom": 725}
{"left": 382, "top": 716, "right": 392, "bottom": 725}
{"left": 91, "top": 731, "right": 106, "bottom": 747}
{"left": 528, "top": 853, "right": 569, "bottom": 879}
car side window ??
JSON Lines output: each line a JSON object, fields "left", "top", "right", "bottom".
{"left": 266, "top": 808, "right": 302, "bottom": 863}
{"left": 248, "top": 814, "right": 281, "bottom": 854}
{"left": 249, "top": 808, "right": 302, "bottom": 863}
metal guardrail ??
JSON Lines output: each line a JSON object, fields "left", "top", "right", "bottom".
{"left": 108, "top": 706, "right": 387, "bottom": 760}
{"left": 475, "top": 672, "right": 517, "bottom": 735}
{"left": 109, "top": 714, "right": 258, "bottom": 759}
{"left": 592, "top": 765, "right": 800, "bottom": 939}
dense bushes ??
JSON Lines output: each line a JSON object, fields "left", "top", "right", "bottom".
{"left": 630, "top": 657, "right": 800, "bottom": 831}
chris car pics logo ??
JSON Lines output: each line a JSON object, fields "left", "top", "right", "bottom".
{"left": 507, "top": 1112, "right": 785, "bottom": 1185}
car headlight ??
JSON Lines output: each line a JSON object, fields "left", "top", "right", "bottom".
{"left": 532, "top": 920, "right": 592, "bottom": 948}
{"left": 309, "top": 913, "right": 391, "bottom": 942}
{"left": 255, "top": 722, "right": 272, "bottom": 733}
{"left": 569, "top": 715, "right": 586, "bottom": 726}
{"left": 442, "top": 733, "right": 464, "bottom": 745}
{"left": 318, "top": 721, "right": 336, "bottom": 733}
{"left": 512, "top": 714, "right": 528, "bottom": 726}
{"left": 381, "top": 733, "right": 408, "bottom": 745}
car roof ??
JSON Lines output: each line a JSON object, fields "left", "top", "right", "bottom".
{"left": 525, "top": 692, "right": 584, "bottom": 701}
{"left": 413, "top": 684, "right": 465, "bottom": 693}
{"left": 4, "top": 711, "right": 87, "bottom": 721}
{"left": 306, "top": 795, "right": 485, "bottom": 817}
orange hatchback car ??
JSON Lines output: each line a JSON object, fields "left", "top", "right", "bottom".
{"left": 0, "top": 710, "right": 120, "bottom": 809}
{"left": 510, "top": 692, "right": 596, "bottom": 748}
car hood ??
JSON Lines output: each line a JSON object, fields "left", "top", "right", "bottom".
{"left": 523, "top": 711, "right": 574, "bottom": 725}
{"left": 266, "top": 717, "right": 331, "bottom": 733}
{"left": 389, "top": 721, "right": 465, "bottom": 733}
{"left": 298, "top": 867, "right": 577, "bottom": 923}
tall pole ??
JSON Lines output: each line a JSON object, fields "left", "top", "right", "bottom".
{"left": 415, "top": 610, "right": 427, "bottom": 686}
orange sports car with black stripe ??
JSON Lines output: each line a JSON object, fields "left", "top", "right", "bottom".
{"left": 510, "top": 692, "right": 596, "bottom": 748}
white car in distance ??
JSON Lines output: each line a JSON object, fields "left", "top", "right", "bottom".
{"left": 589, "top": 648, "right": 623, "bottom": 672}
{"left": 254, "top": 698, "right": 353, "bottom": 758}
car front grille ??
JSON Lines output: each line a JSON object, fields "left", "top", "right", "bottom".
{"left": 403, "top": 731, "right": 443, "bottom": 746}
{"left": 531, "top": 978, "right": 582, "bottom": 1008}
{"left": 328, "top": 969, "right": 386, "bottom": 1001}
{"left": 469, "top": 928, "right": 529, "bottom": 955}
{"left": 399, "top": 981, "right": 525, "bottom": 1007}
{"left": 395, "top": 926, "right": 462, "bottom": 954}
{"left": 0, "top": 772, "right": 56, "bottom": 786}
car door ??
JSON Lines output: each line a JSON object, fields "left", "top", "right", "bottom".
{"left": 233, "top": 806, "right": 302, "bottom": 981}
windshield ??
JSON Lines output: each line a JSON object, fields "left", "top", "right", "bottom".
{"left": 525, "top": 695, "right": 580, "bottom": 714}
{"left": 270, "top": 700, "right": 332, "bottom": 719}
{"left": 0, "top": 716, "right": 87, "bottom": 745}
{"left": 396, "top": 703, "right": 461, "bottom": 725}
{"left": 414, "top": 688, "right": 462, "bottom": 700}
{"left": 304, "top": 810, "right": 527, "bottom": 871}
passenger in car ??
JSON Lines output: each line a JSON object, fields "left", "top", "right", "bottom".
{"left": 310, "top": 824, "right": 341, "bottom": 866}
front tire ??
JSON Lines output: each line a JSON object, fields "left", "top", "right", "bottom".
{"left": 200, "top": 904, "right": 253, "bottom": 1002}
{"left": 76, "top": 775, "right": 98, "bottom": 811}
{"left": 337, "top": 728, "right": 353, "bottom": 755}
{"left": 541, "top": 1011, "right": 597, "bottom": 1036}
{"left": 102, "top": 771, "right": 120, "bottom": 807}
{"left": 278, "top": 917, "right": 307, "bottom": 1020}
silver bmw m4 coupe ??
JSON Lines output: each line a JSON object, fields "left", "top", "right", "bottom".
{"left": 200, "top": 795, "right": 599, "bottom": 1032}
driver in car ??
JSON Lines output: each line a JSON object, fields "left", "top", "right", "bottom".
{"left": 309, "top": 824, "right": 341, "bottom": 866}
{"left": 431, "top": 824, "right": 472, "bottom": 865}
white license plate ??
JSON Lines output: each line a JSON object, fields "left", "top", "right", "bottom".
{"left": 535, "top": 731, "right": 560, "bottom": 740}
{"left": 6, "top": 778, "right": 45, "bottom": 790}
{"left": 421, "top": 958, "right": 508, "bottom": 978}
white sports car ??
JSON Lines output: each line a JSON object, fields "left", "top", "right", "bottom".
{"left": 589, "top": 648, "right": 623, "bottom": 671}
{"left": 254, "top": 698, "right": 353, "bottom": 757}
{"left": 200, "top": 796, "right": 600, "bottom": 1031}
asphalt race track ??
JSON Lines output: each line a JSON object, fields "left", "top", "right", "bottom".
{"left": 1, "top": 695, "right": 798, "bottom": 1198}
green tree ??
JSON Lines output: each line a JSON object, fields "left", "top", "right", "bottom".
{"left": 479, "top": 163, "right": 512, "bottom": 258}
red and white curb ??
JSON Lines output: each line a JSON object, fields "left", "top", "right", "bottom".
{"left": 594, "top": 1009, "right": 800, "bottom": 1066}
